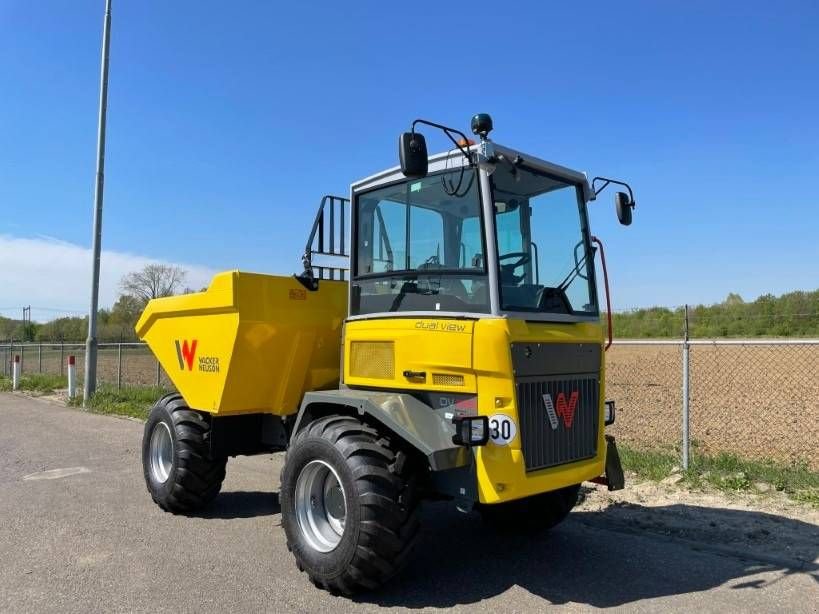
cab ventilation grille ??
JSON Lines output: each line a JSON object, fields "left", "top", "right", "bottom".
{"left": 432, "top": 373, "right": 465, "bottom": 387}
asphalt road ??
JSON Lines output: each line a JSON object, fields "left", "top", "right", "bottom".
{"left": 1, "top": 393, "right": 817, "bottom": 613}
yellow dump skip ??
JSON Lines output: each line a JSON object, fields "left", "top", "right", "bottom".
{"left": 135, "top": 271, "right": 347, "bottom": 415}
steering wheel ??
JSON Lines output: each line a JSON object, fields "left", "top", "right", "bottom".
{"left": 498, "top": 251, "right": 531, "bottom": 285}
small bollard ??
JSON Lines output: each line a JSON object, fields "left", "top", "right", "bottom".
{"left": 12, "top": 355, "right": 20, "bottom": 390}
{"left": 67, "top": 355, "right": 76, "bottom": 399}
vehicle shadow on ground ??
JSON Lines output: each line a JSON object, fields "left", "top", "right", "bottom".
{"left": 355, "top": 499, "right": 819, "bottom": 609}
{"left": 194, "top": 491, "right": 280, "bottom": 520}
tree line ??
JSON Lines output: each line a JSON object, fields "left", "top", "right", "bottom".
{"left": 610, "top": 290, "right": 819, "bottom": 338}
{"left": 1, "top": 265, "right": 195, "bottom": 343}
{"left": 3, "top": 278, "right": 817, "bottom": 343}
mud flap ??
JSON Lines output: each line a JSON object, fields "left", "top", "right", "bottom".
{"left": 605, "top": 434, "right": 625, "bottom": 491}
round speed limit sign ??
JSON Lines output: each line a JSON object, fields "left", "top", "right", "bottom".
{"left": 487, "top": 414, "right": 517, "bottom": 446}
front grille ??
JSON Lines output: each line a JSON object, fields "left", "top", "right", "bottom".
{"left": 517, "top": 375, "right": 599, "bottom": 472}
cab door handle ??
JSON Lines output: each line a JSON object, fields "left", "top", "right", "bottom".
{"left": 402, "top": 370, "right": 426, "bottom": 380}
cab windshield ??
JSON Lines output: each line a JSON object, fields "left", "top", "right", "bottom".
{"left": 492, "top": 165, "right": 597, "bottom": 316}
{"left": 352, "top": 168, "right": 490, "bottom": 315}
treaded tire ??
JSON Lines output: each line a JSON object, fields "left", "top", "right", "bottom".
{"left": 478, "top": 483, "right": 581, "bottom": 533}
{"left": 280, "top": 415, "right": 421, "bottom": 595}
{"left": 142, "top": 393, "right": 227, "bottom": 513}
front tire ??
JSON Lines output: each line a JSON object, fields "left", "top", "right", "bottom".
{"left": 141, "top": 393, "right": 227, "bottom": 513}
{"left": 478, "top": 484, "right": 581, "bottom": 533}
{"left": 280, "top": 415, "right": 420, "bottom": 595}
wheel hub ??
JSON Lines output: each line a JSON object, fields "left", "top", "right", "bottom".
{"left": 294, "top": 460, "right": 347, "bottom": 553}
{"left": 149, "top": 422, "right": 174, "bottom": 484}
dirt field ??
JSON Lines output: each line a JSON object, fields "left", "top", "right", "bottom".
{"left": 607, "top": 343, "right": 819, "bottom": 469}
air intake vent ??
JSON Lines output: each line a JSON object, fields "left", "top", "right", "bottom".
{"left": 349, "top": 341, "right": 394, "bottom": 379}
{"left": 432, "top": 373, "right": 465, "bottom": 387}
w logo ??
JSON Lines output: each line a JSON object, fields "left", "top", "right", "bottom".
{"left": 542, "top": 391, "right": 580, "bottom": 429}
{"left": 174, "top": 339, "right": 198, "bottom": 371}
{"left": 555, "top": 391, "right": 579, "bottom": 428}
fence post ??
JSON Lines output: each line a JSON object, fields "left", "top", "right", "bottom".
{"left": 117, "top": 343, "right": 123, "bottom": 389}
{"left": 156, "top": 358, "right": 161, "bottom": 387}
{"left": 60, "top": 342, "right": 64, "bottom": 377}
{"left": 38, "top": 343, "right": 42, "bottom": 373}
{"left": 20, "top": 344, "right": 24, "bottom": 375}
{"left": 67, "top": 355, "right": 76, "bottom": 399}
{"left": 682, "top": 304, "right": 690, "bottom": 470}
{"left": 12, "top": 355, "right": 20, "bottom": 390}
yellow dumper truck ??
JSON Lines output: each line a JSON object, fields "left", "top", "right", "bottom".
{"left": 137, "top": 114, "right": 635, "bottom": 594}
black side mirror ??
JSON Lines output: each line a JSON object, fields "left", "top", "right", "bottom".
{"left": 615, "top": 191, "right": 633, "bottom": 226}
{"left": 399, "top": 132, "right": 428, "bottom": 178}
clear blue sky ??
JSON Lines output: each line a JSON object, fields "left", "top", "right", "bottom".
{"left": 1, "top": 0, "right": 817, "bottom": 316}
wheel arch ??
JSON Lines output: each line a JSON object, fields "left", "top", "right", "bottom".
{"left": 293, "top": 390, "right": 472, "bottom": 473}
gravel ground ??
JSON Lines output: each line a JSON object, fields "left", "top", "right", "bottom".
{"left": 1, "top": 392, "right": 817, "bottom": 613}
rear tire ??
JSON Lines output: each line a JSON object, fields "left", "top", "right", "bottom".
{"left": 280, "top": 415, "right": 420, "bottom": 595}
{"left": 142, "top": 393, "right": 227, "bottom": 513}
{"left": 478, "top": 484, "right": 581, "bottom": 533}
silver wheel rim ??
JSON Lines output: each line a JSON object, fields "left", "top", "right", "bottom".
{"left": 149, "top": 422, "right": 174, "bottom": 484}
{"left": 294, "top": 460, "right": 347, "bottom": 553}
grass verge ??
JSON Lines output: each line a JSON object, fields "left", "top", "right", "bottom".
{"left": 68, "top": 383, "right": 168, "bottom": 420}
{"left": 0, "top": 373, "right": 68, "bottom": 394}
{"left": 619, "top": 444, "right": 819, "bottom": 509}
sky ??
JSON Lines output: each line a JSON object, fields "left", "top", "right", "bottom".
{"left": 1, "top": 1, "right": 818, "bottom": 321}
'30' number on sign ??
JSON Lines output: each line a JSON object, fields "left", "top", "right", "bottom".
{"left": 488, "top": 414, "right": 516, "bottom": 446}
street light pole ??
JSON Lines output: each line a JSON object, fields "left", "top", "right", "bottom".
{"left": 84, "top": 0, "right": 113, "bottom": 406}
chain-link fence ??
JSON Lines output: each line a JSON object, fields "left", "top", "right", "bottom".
{"left": 608, "top": 339, "right": 819, "bottom": 470}
{"left": 2, "top": 336, "right": 818, "bottom": 470}
{"left": 0, "top": 342, "right": 173, "bottom": 389}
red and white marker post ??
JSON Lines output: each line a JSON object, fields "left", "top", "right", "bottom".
{"left": 12, "top": 355, "right": 20, "bottom": 391}
{"left": 67, "top": 355, "right": 76, "bottom": 399}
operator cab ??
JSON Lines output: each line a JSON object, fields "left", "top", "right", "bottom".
{"left": 346, "top": 114, "right": 634, "bottom": 323}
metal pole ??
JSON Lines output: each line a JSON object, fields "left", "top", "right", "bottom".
{"left": 682, "top": 304, "right": 690, "bottom": 470}
{"left": 117, "top": 343, "right": 122, "bottom": 389}
{"left": 38, "top": 343, "right": 42, "bottom": 373}
{"left": 60, "top": 342, "right": 64, "bottom": 377}
{"left": 155, "top": 359, "right": 161, "bottom": 387}
{"left": 83, "top": 0, "right": 113, "bottom": 406}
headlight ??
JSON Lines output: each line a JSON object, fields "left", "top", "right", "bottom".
{"left": 604, "top": 400, "right": 616, "bottom": 426}
{"left": 452, "top": 416, "right": 489, "bottom": 447}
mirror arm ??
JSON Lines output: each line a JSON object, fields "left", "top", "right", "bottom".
{"left": 411, "top": 119, "right": 473, "bottom": 163}
{"left": 592, "top": 176, "right": 635, "bottom": 206}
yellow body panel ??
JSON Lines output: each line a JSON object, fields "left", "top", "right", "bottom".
{"left": 136, "top": 271, "right": 347, "bottom": 415}
{"left": 344, "top": 316, "right": 607, "bottom": 504}
{"left": 344, "top": 318, "right": 477, "bottom": 394}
